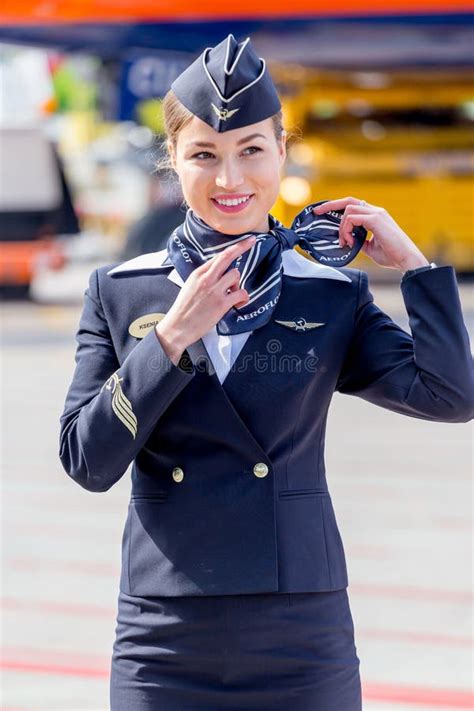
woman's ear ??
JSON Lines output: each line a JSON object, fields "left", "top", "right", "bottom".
{"left": 279, "top": 130, "right": 287, "bottom": 167}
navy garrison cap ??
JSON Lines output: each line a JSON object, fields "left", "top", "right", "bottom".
{"left": 170, "top": 34, "right": 281, "bottom": 132}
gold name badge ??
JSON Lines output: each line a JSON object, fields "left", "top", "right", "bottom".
{"left": 128, "top": 312, "right": 167, "bottom": 339}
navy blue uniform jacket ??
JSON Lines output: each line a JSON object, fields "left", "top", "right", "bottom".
{"left": 59, "top": 253, "right": 474, "bottom": 597}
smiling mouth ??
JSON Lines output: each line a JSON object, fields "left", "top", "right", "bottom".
{"left": 210, "top": 194, "right": 254, "bottom": 213}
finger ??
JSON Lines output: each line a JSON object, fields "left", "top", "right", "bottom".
{"left": 220, "top": 267, "right": 241, "bottom": 292}
{"left": 206, "top": 236, "right": 257, "bottom": 281}
{"left": 339, "top": 214, "right": 358, "bottom": 248}
{"left": 338, "top": 207, "right": 373, "bottom": 247}
{"left": 361, "top": 237, "right": 375, "bottom": 257}
{"left": 225, "top": 283, "right": 239, "bottom": 296}
{"left": 313, "top": 197, "right": 366, "bottom": 213}
{"left": 228, "top": 288, "right": 250, "bottom": 309}
{"left": 224, "top": 274, "right": 248, "bottom": 309}
{"left": 339, "top": 213, "right": 372, "bottom": 248}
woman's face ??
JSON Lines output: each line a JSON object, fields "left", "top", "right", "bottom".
{"left": 168, "top": 116, "right": 287, "bottom": 235}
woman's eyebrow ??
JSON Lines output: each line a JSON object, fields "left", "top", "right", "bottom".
{"left": 187, "top": 133, "right": 267, "bottom": 149}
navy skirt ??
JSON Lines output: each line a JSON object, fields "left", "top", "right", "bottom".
{"left": 110, "top": 588, "right": 362, "bottom": 710}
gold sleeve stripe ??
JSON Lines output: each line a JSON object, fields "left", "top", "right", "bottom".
{"left": 114, "top": 391, "right": 137, "bottom": 425}
{"left": 112, "top": 392, "right": 138, "bottom": 439}
{"left": 114, "top": 384, "right": 136, "bottom": 422}
{"left": 113, "top": 390, "right": 138, "bottom": 433}
{"left": 102, "top": 372, "right": 138, "bottom": 439}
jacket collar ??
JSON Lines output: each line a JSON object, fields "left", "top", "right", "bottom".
{"left": 106, "top": 246, "right": 351, "bottom": 283}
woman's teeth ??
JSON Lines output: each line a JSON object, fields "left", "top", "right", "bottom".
{"left": 214, "top": 195, "right": 251, "bottom": 206}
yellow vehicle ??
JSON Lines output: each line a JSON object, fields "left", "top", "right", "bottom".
{"left": 273, "top": 67, "right": 473, "bottom": 274}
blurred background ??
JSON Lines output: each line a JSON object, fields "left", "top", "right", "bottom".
{"left": 1, "top": 2, "right": 473, "bottom": 710}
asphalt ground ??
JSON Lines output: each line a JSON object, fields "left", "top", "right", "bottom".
{"left": 1, "top": 282, "right": 473, "bottom": 710}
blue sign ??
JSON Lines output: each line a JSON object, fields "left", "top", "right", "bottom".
{"left": 119, "top": 53, "right": 190, "bottom": 121}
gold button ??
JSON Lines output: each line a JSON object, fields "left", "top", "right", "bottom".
{"left": 253, "top": 462, "right": 269, "bottom": 478}
{"left": 172, "top": 467, "right": 184, "bottom": 483}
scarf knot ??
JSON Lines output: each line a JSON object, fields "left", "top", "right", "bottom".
{"left": 167, "top": 202, "right": 366, "bottom": 335}
{"left": 272, "top": 226, "right": 299, "bottom": 252}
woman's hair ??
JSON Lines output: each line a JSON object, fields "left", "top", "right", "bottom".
{"left": 154, "top": 89, "right": 287, "bottom": 177}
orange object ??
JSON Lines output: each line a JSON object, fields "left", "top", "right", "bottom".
{"left": 0, "top": 239, "right": 66, "bottom": 286}
{"left": 0, "top": 0, "right": 471, "bottom": 23}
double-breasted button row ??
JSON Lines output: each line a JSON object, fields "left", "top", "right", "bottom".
{"left": 172, "top": 463, "right": 269, "bottom": 482}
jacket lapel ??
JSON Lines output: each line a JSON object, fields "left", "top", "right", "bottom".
{"left": 107, "top": 257, "right": 279, "bottom": 454}
{"left": 107, "top": 247, "right": 268, "bottom": 379}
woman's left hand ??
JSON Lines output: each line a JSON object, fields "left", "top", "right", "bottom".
{"left": 313, "top": 197, "right": 430, "bottom": 272}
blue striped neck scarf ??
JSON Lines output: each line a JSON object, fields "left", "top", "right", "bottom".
{"left": 166, "top": 201, "right": 366, "bottom": 335}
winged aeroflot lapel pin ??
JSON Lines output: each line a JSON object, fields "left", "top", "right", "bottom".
{"left": 274, "top": 318, "right": 326, "bottom": 332}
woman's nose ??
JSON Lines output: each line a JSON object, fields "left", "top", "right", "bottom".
{"left": 215, "top": 160, "right": 244, "bottom": 190}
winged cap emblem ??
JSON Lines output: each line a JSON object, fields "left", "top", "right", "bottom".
{"left": 211, "top": 102, "right": 240, "bottom": 121}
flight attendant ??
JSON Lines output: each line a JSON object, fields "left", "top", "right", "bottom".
{"left": 59, "top": 34, "right": 474, "bottom": 710}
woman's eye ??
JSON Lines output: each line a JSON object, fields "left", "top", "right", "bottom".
{"left": 191, "top": 146, "right": 262, "bottom": 160}
{"left": 192, "top": 151, "right": 214, "bottom": 160}
{"left": 243, "top": 146, "right": 262, "bottom": 155}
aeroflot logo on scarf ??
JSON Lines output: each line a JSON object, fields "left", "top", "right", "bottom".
{"left": 236, "top": 295, "right": 280, "bottom": 321}
{"left": 302, "top": 205, "right": 341, "bottom": 222}
{"left": 173, "top": 233, "right": 193, "bottom": 263}
{"left": 319, "top": 253, "right": 351, "bottom": 263}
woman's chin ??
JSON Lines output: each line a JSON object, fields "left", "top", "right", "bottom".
{"left": 204, "top": 206, "right": 268, "bottom": 235}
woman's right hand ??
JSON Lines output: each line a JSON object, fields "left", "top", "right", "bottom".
{"left": 155, "top": 236, "right": 257, "bottom": 365}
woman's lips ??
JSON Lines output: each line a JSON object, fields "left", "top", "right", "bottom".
{"left": 210, "top": 194, "right": 254, "bottom": 214}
